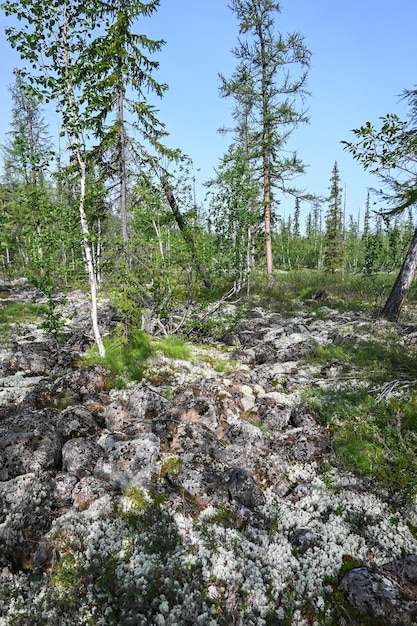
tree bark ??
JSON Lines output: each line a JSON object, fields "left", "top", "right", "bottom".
{"left": 380, "top": 226, "right": 417, "bottom": 322}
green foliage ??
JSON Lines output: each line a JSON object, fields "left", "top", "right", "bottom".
{"left": 219, "top": 0, "right": 311, "bottom": 277}
{"left": 38, "top": 298, "right": 67, "bottom": 342}
{"left": 206, "top": 144, "right": 261, "bottom": 284}
{"left": 310, "top": 337, "right": 417, "bottom": 383}
{"left": 156, "top": 336, "right": 191, "bottom": 360}
{"left": 86, "top": 328, "right": 153, "bottom": 388}
{"left": 184, "top": 304, "right": 244, "bottom": 341}
{"left": 249, "top": 269, "right": 394, "bottom": 314}
{"left": 0, "top": 301, "right": 47, "bottom": 325}
{"left": 304, "top": 336, "right": 417, "bottom": 502}
{"left": 160, "top": 455, "right": 184, "bottom": 478}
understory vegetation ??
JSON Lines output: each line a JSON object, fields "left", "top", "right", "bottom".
{"left": 305, "top": 335, "right": 417, "bottom": 503}
{"left": 3, "top": 268, "right": 417, "bottom": 508}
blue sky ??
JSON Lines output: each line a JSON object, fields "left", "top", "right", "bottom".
{"left": 1, "top": 0, "right": 417, "bottom": 229}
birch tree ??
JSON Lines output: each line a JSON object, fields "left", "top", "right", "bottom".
{"left": 344, "top": 111, "right": 417, "bottom": 321}
{"left": 1, "top": 0, "right": 124, "bottom": 355}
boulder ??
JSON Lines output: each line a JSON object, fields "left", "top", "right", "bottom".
{"left": 257, "top": 395, "right": 292, "bottom": 431}
{"left": 127, "top": 384, "right": 171, "bottom": 421}
{"left": 72, "top": 476, "right": 112, "bottom": 511}
{"left": 94, "top": 433, "right": 161, "bottom": 489}
{"left": 50, "top": 365, "right": 112, "bottom": 407}
{"left": 56, "top": 405, "right": 100, "bottom": 441}
{"left": 0, "top": 411, "right": 62, "bottom": 480}
{"left": 340, "top": 565, "right": 417, "bottom": 625}
{"left": 221, "top": 467, "right": 265, "bottom": 508}
{"left": 62, "top": 437, "right": 104, "bottom": 478}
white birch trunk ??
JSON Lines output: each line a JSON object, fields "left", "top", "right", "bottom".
{"left": 78, "top": 163, "right": 105, "bottom": 357}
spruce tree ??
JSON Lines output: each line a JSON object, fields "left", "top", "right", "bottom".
{"left": 324, "top": 161, "right": 344, "bottom": 273}
{"left": 82, "top": 0, "right": 169, "bottom": 246}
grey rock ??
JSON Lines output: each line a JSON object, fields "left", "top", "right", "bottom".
{"left": 56, "top": 406, "right": 100, "bottom": 441}
{"left": 50, "top": 365, "right": 112, "bottom": 407}
{"left": 167, "top": 464, "right": 227, "bottom": 508}
{"left": 0, "top": 411, "right": 62, "bottom": 480}
{"left": 72, "top": 476, "right": 112, "bottom": 511}
{"left": 225, "top": 420, "right": 265, "bottom": 447}
{"left": 254, "top": 342, "right": 277, "bottom": 365}
{"left": 94, "top": 433, "right": 160, "bottom": 489}
{"left": 127, "top": 384, "right": 171, "bottom": 421}
{"left": 0, "top": 374, "right": 44, "bottom": 407}
{"left": 384, "top": 555, "right": 417, "bottom": 585}
{"left": 170, "top": 422, "right": 224, "bottom": 462}
{"left": 222, "top": 467, "right": 265, "bottom": 508}
{"left": 290, "top": 404, "right": 318, "bottom": 428}
{"left": 173, "top": 397, "right": 219, "bottom": 432}
{"left": 257, "top": 396, "right": 292, "bottom": 431}
{"left": 104, "top": 400, "right": 132, "bottom": 432}
{"left": 62, "top": 437, "right": 103, "bottom": 478}
{"left": 52, "top": 472, "right": 79, "bottom": 508}
{"left": 7, "top": 340, "right": 56, "bottom": 375}
{"left": 340, "top": 566, "right": 417, "bottom": 625}
{"left": 290, "top": 527, "right": 319, "bottom": 552}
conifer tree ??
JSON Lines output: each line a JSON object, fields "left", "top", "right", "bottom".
{"left": 82, "top": 0, "right": 169, "bottom": 246}
{"left": 220, "top": 0, "right": 311, "bottom": 281}
{"left": 1, "top": 75, "right": 57, "bottom": 275}
{"left": 363, "top": 191, "right": 371, "bottom": 239}
{"left": 324, "top": 161, "right": 344, "bottom": 272}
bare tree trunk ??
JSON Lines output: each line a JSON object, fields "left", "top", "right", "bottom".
{"left": 264, "top": 166, "right": 273, "bottom": 281}
{"left": 35, "top": 221, "right": 45, "bottom": 276}
{"left": 152, "top": 219, "right": 165, "bottom": 260}
{"left": 161, "top": 175, "right": 212, "bottom": 289}
{"left": 381, "top": 226, "right": 417, "bottom": 322}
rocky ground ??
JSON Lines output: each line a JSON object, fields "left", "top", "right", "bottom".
{"left": 1, "top": 281, "right": 417, "bottom": 625}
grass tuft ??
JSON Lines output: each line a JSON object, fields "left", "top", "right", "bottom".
{"left": 156, "top": 336, "right": 191, "bottom": 360}
{"left": 0, "top": 301, "right": 48, "bottom": 325}
{"left": 86, "top": 328, "right": 153, "bottom": 388}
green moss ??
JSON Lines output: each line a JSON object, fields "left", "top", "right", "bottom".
{"left": 305, "top": 381, "right": 417, "bottom": 502}
{"left": 310, "top": 338, "right": 417, "bottom": 383}
{"left": 248, "top": 269, "right": 394, "bottom": 314}
{"left": 160, "top": 455, "right": 184, "bottom": 478}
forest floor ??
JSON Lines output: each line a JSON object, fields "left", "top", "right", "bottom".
{"left": 1, "top": 277, "right": 417, "bottom": 625}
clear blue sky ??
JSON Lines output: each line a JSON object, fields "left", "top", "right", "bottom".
{"left": 1, "top": 0, "right": 417, "bottom": 229}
